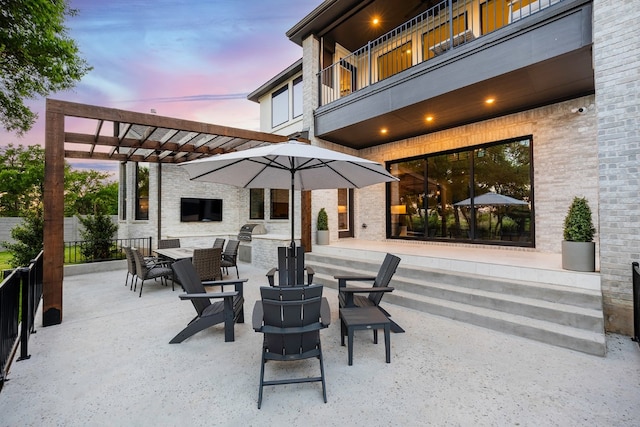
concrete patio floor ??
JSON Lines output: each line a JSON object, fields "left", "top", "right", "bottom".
{"left": 1, "top": 261, "right": 639, "bottom": 426}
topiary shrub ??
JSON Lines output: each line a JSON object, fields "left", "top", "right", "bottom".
{"left": 563, "top": 197, "right": 595, "bottom": 242}
{"left": 317, "top": 208, "right": 328, "bottom": 231}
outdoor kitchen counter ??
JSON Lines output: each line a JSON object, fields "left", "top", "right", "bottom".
{"left": 239, "top": 234, "right": 301, "bottom": 270}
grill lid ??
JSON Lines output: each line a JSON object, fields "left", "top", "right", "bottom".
{"left": 238, "top": 223, "right": 267, "bottom": 241}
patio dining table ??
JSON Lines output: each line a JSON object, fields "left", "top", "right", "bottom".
{"left": 154, "top": 247, "right": 196, "bottom": 262}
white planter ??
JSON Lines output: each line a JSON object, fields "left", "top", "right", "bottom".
{"left": 316, "top": 230, "right": 329, "bottom": 245}
{"left": 561, "top": 241, "right": 595, "bottom": 272}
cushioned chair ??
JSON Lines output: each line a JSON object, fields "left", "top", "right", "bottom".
{"left": 170, "top": 258, "right": 246, "bottom": 344}
{"left": 221, "top": 239, "right": 240, "bottom": 278}
{"left": 212, "top": 238, "right": 226, "bottom": 250}
{"left": 335, "top": 253, "right": 403, "bottom": 333}
{"left": 266, "top": 246, "right": 314, "bottom": 287}
{"left": 132, "top": 248, "right": 174, "bottom": 297}
{"left": 192, "top": 247, "right": 222, "bottom": 282}
{"left": 252, "top": 284, "right": 330, "bottom": 409}
{"left": 123, "top": 246, "right": 137, "bottom": 290}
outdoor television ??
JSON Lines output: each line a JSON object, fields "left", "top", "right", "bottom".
{"left": 180, "top": 198, "right": 223, "bottom": 222}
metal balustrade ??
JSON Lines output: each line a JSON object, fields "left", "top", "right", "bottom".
{"left": 0, "top": 251, "right": 43, "bottom": 392}
{"left": 317, "top": 0, "right": 564, "bottom": 106}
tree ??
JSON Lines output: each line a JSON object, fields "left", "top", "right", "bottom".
{"left": 65, "top": 169, "right": 118, "bottom": 215}
{"left": 0, "top": 0, "right": 91, "bottom": 134}
{"left": 78, "top": 213, "right": 118, "bottom": 261}
{"left": 0, "top": 144, "right": 118, "bottom": 216}
{"left": 0, "top": 143, "right": 46, "bottom": 216}
{"left": 1, "top": 206, "right": 43, "bottom": 267}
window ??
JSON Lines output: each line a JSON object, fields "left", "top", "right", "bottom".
{"left": 270, "top": 189, "right": 289, "bottom": 219}
{"left": 377, "top": 41, "right": 412, "bottom": 81}
{"left": 119, "top": 162, "right": 127, "bottom": 220}
{"left": 135, "top": 163, "right": 149, "bottom": 220}
{"left": 292, "top": 76, "right": 303, "bottom": 118}
{"left": 387, "top": 137, "right": 533, "bottom": 246}
{"left": 338, "top": 188, "right": 349, "bottom": 231}
{"left": 250, "top": 189, "right": 265, "bottom": 220}
{"left": 271, "top": 85, "right": 288, "bottom": 128}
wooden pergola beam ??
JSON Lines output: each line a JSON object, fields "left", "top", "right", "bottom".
{"left": 43, "top": 98, "right": 296, "bottom": 327}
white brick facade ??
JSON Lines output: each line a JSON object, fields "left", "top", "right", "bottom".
{"left": 593, "top": 0, "right": 640, "bottom": 332}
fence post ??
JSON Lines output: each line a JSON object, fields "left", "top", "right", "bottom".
{"left": 18, "top": 267, "right": 31, "bottom": 361}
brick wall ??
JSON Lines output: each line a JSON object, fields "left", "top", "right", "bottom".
{"left": 593, "top": 0, "right": 640, "bottom": 334}
{"left": 307, "top": 96, "right": 599, "bottom": 253}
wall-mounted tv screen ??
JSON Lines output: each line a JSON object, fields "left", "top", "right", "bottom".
{"left": 180, "top": 198, "right": 223, "bottom": 222}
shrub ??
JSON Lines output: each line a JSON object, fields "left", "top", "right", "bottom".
{"left": 78, "top": 214, "right": 118, "bottom": 261}
{"left": 2, "top": 207, "right": 44, "bottom": 268}
{"left": 563, "top": 197, "right": 595, "bottom": 242}
{"left": 317, "top": 208, "right": 328, "bottom": 231}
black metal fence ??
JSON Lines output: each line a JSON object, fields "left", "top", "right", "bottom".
{"left": 632, "top": 262, "right": 640, "bottom": 346}
{"left": 0, "top": 250, "right": 43, "bottom": 392}
{"left": 64, "top": 237, "right": 153, "bottom": 264}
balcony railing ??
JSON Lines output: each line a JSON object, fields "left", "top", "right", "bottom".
{"left": 317, "top": 0, "right": 563, "bottom": 106}
{"left": 0, "top": 251, "right": 43, "bottom": 392}
{"left": 64, "top": 236, "right": 153, "bottom": 264}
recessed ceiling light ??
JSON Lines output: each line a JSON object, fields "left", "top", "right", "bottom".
{"left": 485, "top": 98, "right": 495, "bottom": 104}
{"left": 380, "top": 128, "right": 388, "bottom": 134}
{"left": 372, "top": 17, "right": 380, "bottom": 25}
{"left": 425, "top": 115, "right": 434, "bottom": 122}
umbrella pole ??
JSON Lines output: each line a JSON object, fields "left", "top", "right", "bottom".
{"left": 289, "top": 170, "right": 296, "bottom": 285}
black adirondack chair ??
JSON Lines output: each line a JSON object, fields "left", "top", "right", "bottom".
{"left": 170, "top": 258, "right": 246, "bottom": 343}
{"left": 252, "top": 284, "right": 330, "bottom": 409}
{"left": 335, "top": 253, "right": 404, "bottom": 333}
{"left": 266, "top": 246, "right": 314, "bottom": 286}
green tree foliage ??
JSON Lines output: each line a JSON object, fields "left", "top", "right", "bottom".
{"left": 0, "top": 144, "right": 118, "bottom": 216}
{"left": 0, "top": 143, "right": 45, "bottom": 216}
{"left": 78, "top": 213, "right": 118, "bottom": 261}
{"left": 0, "top": 0, "right": 91, "bottom": 134}
{"left": 1, "top": 206, "right": 43, "bottom": 267}
{"left": 65, "top": 169, "right": 118, "bottom": 215}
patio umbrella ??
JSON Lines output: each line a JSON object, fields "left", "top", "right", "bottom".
{"left": 178, "top": 139, "right": 398, "bottom": 248}
{"left": 453, "top": 192, "right": 528, "bottom": 206}
{"left": 454, "top": 192, "right": 528, "bottom": 238}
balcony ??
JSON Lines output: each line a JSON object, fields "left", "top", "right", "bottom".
{"left": 313, "top": 0, "right": 593, "bottom": 149}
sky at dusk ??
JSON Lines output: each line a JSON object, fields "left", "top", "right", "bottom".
{"left": 0, "top": 0, "right": 320, "bottom": 175}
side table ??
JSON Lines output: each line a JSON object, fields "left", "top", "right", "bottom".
{"left": 339, "top": 306, "right": 391, "bottom": 365}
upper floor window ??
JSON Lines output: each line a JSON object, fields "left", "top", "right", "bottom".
{"left": 272, "top": 85, "right": 288, "bottom": 128}
{"left": 292, "top": 76, "right": 303, "bottom": 118}
{"left": 377, "top": 41, "right": 412, "bottom": 81}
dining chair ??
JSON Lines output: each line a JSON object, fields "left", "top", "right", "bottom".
{"left": 192, "top": 247, "right": 222, "bottom": 282}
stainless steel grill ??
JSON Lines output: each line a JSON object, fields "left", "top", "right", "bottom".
{"left": 238, "top": 223, "right": 267, "bottom": 242}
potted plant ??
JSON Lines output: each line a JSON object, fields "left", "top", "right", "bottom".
{"left": 316, "top": 208, "right": 329, "bottom": 245}
{"left": 561, "top": 197, "right": 596, "bottom": 272}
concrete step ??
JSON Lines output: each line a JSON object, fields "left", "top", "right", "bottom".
{"left": 306, "top": 252, "right": 606, "bottom": 356}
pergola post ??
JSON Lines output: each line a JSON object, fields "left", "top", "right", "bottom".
{"left": 43, "top": 99, "right": 65, "bottom": 326}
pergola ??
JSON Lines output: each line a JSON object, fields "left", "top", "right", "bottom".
{"left": 44, "top": 99, "right": 310, "bottom": 326}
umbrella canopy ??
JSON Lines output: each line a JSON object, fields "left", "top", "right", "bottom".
{"left": 454, "top": 192, "right": 528, "bottom": 206}
{"left": 179, "top": 139, "right": 398, "bottom": 246}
